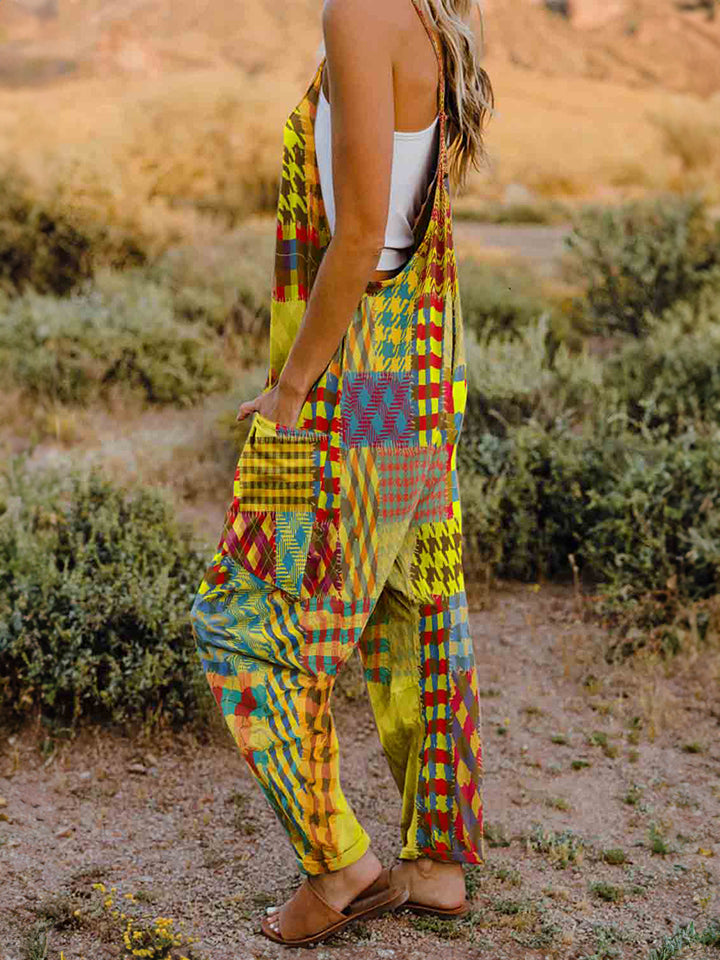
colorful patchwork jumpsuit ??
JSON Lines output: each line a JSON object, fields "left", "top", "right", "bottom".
{"left": 190, "top": 0, "right": 485, "bottom": 876}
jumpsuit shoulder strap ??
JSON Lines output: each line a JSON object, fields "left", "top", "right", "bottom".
{"left": 409, "top": 0, "right": 446, "bottom": 118}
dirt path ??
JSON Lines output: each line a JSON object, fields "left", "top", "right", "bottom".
{"left": 453, "top": 222, "right": 571, "bottom": 276}
{"left": 1, "top": 582, "right": 717, "bottom": 960}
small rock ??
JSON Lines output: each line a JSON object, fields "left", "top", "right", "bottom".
{"left": 55, "top": 826, "right": 74, "bottom": 838}
{"left": 0, "top": 797, "right": 7, "bottom": 807}
{"left": 127, "top": 764, "right": 147, "bottom": 776}
{"left": 144, "top": 753, "right": 159, "bottom": 766}
{"left": 78, "top": 771, "right": 92, "bottom": 781}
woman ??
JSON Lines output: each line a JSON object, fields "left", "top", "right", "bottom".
{"left": 190, "top": 0, "right": 494, "bottom": 947}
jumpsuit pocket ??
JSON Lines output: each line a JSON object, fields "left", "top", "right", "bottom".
{"left": 226, "top": 411, "right": 325, "bottom": 599}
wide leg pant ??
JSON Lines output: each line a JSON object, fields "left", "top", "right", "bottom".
{"left": 190, "top": 289, "right": 485, "bottom": 876}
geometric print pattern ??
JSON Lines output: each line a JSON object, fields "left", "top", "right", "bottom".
{"left": 229, "top": 509, "right": 275, "bottom": 583}
{"left": 344, "top": 298, "right": 375, "bottom": 373}
{"left": 447, "top": 590, "right": 475, "bottom": 672}
{"left": 376, "top": 447, "right": 429, "bottom": 523}
{"left": 234, "top": 432, "right": 320, "bottom": 511}
{"left": 414, "top": 301, "right": 445, "bottom": 448}
{"left": 411, "top": 516, "right": 464, "bottom": 600}
{"left": 371, "top": 278, "right": 416, "bottom": 374}
{"left": 341, "top": 372, "right": 415, "bottom": 447}
{"left": 189, "top": 0, "right": 484, "bottom": 877}
{"left": 303, "top": 512, "right": 342, "bottom": 599}
{"left": 413, "top": 444, "right": 452, "bottom": 525}
{"left": 276, "top": 511, "right": 314, "bottom": 598}
{"left": 415, "top": 597, "right": 455, "bottom": 857}
{"left": 358, "top": 621, "right": 391, "bottom": 685}
{"left": 340, "top": 448, "right": 379, "bottom": 599}
{"left": 451, "top": 668, "right": 484, "bottom": 859}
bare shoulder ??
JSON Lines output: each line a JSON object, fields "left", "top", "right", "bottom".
{"left": 322, "top": 0, "right": 408, "bottom": 40}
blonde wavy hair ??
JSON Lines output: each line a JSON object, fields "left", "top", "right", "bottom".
{"left": 317, "top": 0, "right": 494, "bottom": 192}
{"left": 415, "top": 0, "right": 494, "bottom": 191}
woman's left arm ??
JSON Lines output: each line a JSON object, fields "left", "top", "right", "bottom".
{"left": 237, "top": 0, "right": 396, "bottom": 427}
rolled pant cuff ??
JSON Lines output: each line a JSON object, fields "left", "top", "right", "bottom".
{"left": 300, "top": 827, "right": 372, "bottom": 876}
{"left": 399, "top": 847, "right": 485, "bottom": 866}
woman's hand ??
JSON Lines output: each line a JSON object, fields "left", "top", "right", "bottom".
{"left": 236, "top": 382, "right": 307, "bottom": 429}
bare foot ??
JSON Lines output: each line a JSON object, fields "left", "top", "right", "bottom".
{"left": 390, "top": 858, "right": 466, "bottom": 910}
{"left": 265, "top": 849, "right": 383, "bottom": 935}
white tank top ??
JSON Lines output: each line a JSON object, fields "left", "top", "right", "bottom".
{"left": 315, "top": 84, "right": 440, "bottom": 271}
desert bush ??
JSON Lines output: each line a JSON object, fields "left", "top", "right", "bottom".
{"left": 458, "top": 258, "right": 552, "bottom": 344}
{"left": 11, "top": 68, "right": 296, "bottom": 254}
{"left": 459, "top": 419, "right": 621, "bottom": 582}
{"left": 0, "top": 167, "right": 150, "bottom": 294}
{"left": 579, "top": 428, "right": 720, "bottom": 608}
{"left": 563, "top": 194, "right": 720, "bottom": 337}
{"left": 649, "top": 104, "right": 720, "bottom": 174}
{"left": 0, "top": 272, "right": 230, "bottom": 405}
{"left": 459, "top": 407, "right": 720, "bottom": 599}
{"left": 602, "top": 298, "right": 720, "bottom": 433}
{"left": 0, "top": 170, "right": 93, "bottom": 297}
{"left": 461, "top": 316, "right": 605, "bottom": 437}
{"left": 482, "top": 423, "right": 618, "bottom": 583}
{"left": 453, "top": 198, "right": 569, "bottom": 225}
{"left": 0, "top": 464, "right": 212, "bottom": 728}
{"left": 148, "top": 228, "right": 274, "bottom": 335}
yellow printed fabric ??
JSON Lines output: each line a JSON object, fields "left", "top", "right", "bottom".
{"left": 190, "top": 1, "right": 485, "bottom": 876}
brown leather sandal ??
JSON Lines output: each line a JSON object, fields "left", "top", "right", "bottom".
{"left": 386, "top": 863, "right": 470, "bottom": 919}
{"left": 260, "top": 868, "right": 409, "bottom": 947}
{"left": 403, "top": 900, "right": 470, "bottom": 918}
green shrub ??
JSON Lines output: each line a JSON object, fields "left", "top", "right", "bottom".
{"left": 458, "top": 259, "right": 552, "bottom": 344}
{"left": 0, "top": 168, "right": 149, "bottom": 299}
{"left": 0, "top": 272, "right": 230, "bottom": 405}
{"left": 0, "top": 464, "right": 211, "bottom": 728}
{"left": 579, "top": 429, "right": 720, "bottom": 606}
{"left": 602, "top": 298, "right": 720, "bottom": 434}
{"left": 148, "top": 228, "right": 274, "bottom": 335}
{"left": 563, "top": 194, "right": 720, "bottom": 338}
{"left": 700, "top": 919, "right": 720, "bottom": 947}
{"left": 0, "top": 170, "right": 93, "bottom": 297}
{"left": 459, "top": 419, "right": 622, "bottom": 582}
{"left": 461, "top": 316, "right": 605, "bottom": 438}
{"left": 459, "top": 407, "right": 720, "bottom": 604}
{"left": 648, "top": 921, "right": 720, "bottom": 960}
{"left": 454, "top": 198, "right": 569, "bottom": 225}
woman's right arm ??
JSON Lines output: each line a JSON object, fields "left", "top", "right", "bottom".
{"left": 237, "top": 0, "right": 398, "bottom": 427}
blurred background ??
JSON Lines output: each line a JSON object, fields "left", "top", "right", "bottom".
{"left": 0, "top": 0, "right": 719, "bottom": 216}
{"left": 1, "top": 4, "right": 719, "bottom": 959}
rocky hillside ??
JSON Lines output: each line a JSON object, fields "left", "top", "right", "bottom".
{"left": 485, "top": 0, "right": 720, "bottom": 96}
{"left": 0, "top": 0, "right": 719, "bottom": 96}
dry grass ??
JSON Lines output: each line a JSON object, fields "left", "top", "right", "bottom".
{"left": 465, "top": 60, "right": 720, "bottom": 204}
{"left": 648, "top": 101, "right": 720, "bottom": 191}
{"left": 0, "top": 67, "right": 300, "bottom": 251}
{"left": 581, "top": 594, "right": 720, "bottom": 744}
{"left": 0, "top": 52, "right": 714, "bottom": 253}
